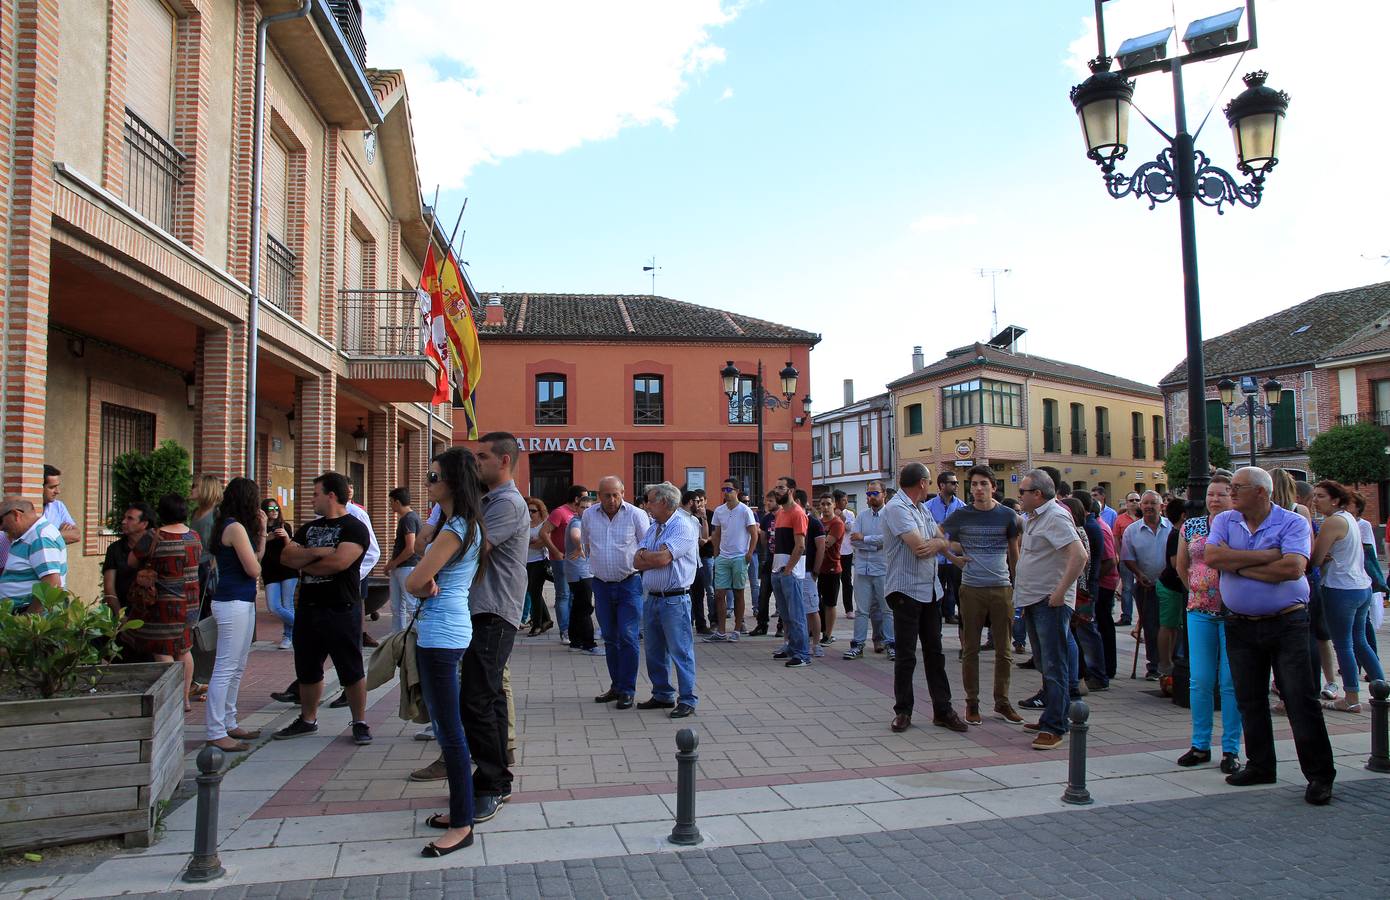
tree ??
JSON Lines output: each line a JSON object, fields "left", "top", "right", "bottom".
{"left": 1308, "top": 422, "right": 1390, "bottom": 486}
{"left": 108, "top": 439, "right": 192, "bottom": 529}
{"left": 1163, "top": 436, "right": 1233, "bottom": 490}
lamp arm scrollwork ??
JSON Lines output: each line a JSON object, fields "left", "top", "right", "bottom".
{"left": 1101, "top": 147, "right": 1265, "bottom": 214}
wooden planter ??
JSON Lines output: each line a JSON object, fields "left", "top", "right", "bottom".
{"left": 0, "top": 661, "right": 184, "bottom": 851}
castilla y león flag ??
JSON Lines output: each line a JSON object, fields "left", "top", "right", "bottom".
{"left": 437, "top": 248, "right": 482, "bottom": 440}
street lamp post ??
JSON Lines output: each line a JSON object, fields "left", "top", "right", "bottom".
{"left": 1069, "top": 1, "right": 1289, "bottom": 514}
{"left": 720, "top": 360, "right": 799, "bottom": 502}
{"left": 1218, "top": 376, "right": 1282, "bottom": 468}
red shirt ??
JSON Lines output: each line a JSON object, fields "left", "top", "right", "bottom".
{"left": 819, "top": 516, "right": 845, "bottom": 574}
{"left": 545, "top": 505, "right": 575, "bottom": 560}
{"left": 1113, "top": 512, "right": 1137, "bottom": 548}
{"left": 1097, "top": 518, "right": 1121, "bottom": 591}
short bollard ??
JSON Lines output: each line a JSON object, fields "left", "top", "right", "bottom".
{"left": 1061, "top": 700, "right": 1093, "bottom": 806}
{"left": 1367, "top": 679, "right": 1390, "bottom": 774}
{"left": 668, "top": 728, "right": 703, "bottom": 846}
{"left": 182, "top": 746, "right": 226, "bottom": 883}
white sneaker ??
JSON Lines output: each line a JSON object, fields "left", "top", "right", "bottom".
{"left": 1321, "top": 682, "right": 1342, "bottom": 700}
{"left": 726, "top": 631, "right": 739, "bottom": 642}
{"left": 703, "top": 631, "right": 728, "bottom": 643}
{"left": 277, "top": 637, "right": 293, "bottom": 650}
{"left": 414, "top": 726, "right": 434, "bottom": 741}
{"left": 559, "top": 630, "right": 568, "bottom": 643}
{"left": 813, "top": 645, "right": 825, "bottom": 658}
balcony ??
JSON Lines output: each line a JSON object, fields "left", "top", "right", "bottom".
{"left": 122, "top": 109, "right": 184, "bottom": 233}
{"left": 1096, "top": 431, "right": 1112, "bottom": 457}
{"left": 1133, "top": 436, "right": 1147, "bottom": 459}
{"left": 1043, "top": 426, "right": 1061, "bottom": 453}
{"left": 1153, "top": 438, "right": 1165, "bottom": 460}
{"left": 264, "top": 236, "right": 296, "bottom": 314}
{"left": 1070, "top": 428, "right": 1087, "bottom": 456}
{"left": 1339, "top": 410, "right": 1390, "bottom": 428}
{"left": 338, "top": 288, "right": 440, "bottom": 402}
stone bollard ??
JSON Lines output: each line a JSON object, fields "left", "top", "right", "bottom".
{"left": 668, "top": 728, "right": 703, "bottom": 846}
{"left": 182, "top": 746, "right": 227, "bottom": 883}
{"left": 1368, "top": 679, "right": 1390, "bottom": 774}
{"left": 1061, "top": 700, "right": 1093, "bottom": 806}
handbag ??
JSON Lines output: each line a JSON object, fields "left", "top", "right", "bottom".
{"left": 192, "top": 613, "right": 218, "bottom": 653}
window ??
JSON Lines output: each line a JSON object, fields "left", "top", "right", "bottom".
{"left": 1271, "top": 390, "right": 1297, "bottom": 449}
{"left": 729, "top": 452, "right": 759, "bottom": 498}
{"left": 263, "top": 137, "right": 295, "bottom": 313}
{"left": 1070, "top": 403, "right": 1086, "bottom": 455}
{"left": 728, "top": 375, "right": 757, "bottom": 425}
{"left": 1205, "top": 399, "right": 1225, "bottom": 442}
{"left": 1042, "top": 399, "right": 1060, "bottom": 453}
{"left": 812, "top": 436, "right": 823, "bottom": 462}
{"left": 859, "top": 415, "right": 872, "bottom": 460}
{"left": 905, "top": 403, "right": 923, "bottom": 435}
{"left": 1152, "top": 415, "right": 1165, "bottom": 459}
{"left": 127, "top": 0, "right": 175, "bottom": 137}
{"left": 535, "top": 374, "right": 567, "bottom": 425}
{"left": 100, "top": 402, "right": 156, "bottom": 526}
{"left": 633, "top": 374, "right": 664, "bottom": 425}
{"left": 829, "top": 432, "right": 843, "bottom": 460}
{"left": 941, "top": 379, "right": 1022, "bottom": 429}
{"left": 1095, "top": 407, "right": 1111, "bottom": 456}
{"left": 633, "top": 452, "right": 664, "bottom": 493}
{"left": 1131, "top": 411, "right": 1146, "bottom": 459}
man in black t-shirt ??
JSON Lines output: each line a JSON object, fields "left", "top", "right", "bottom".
{"left": 274, "top": 472, "right": 373, "bottom": 745}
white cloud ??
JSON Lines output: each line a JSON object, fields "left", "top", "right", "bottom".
{"left": 719, "top": 86, "right": 735, "bottom": 101}
{"left": 361, "top": 0, "right": 741, "bottom": 189}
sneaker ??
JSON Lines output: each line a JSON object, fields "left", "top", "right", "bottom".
{"left": 886, "top": 647, "right": 896, "bottom": 661}
{"left": 415, "top": 726, "right": 435, "bottom": 742}
{"left": 273, "top": 717, "right": 318, "bottom": 740}
{"left": 1032, "top": 732, "right": 1064, "bottom": 750}
{"left": 277, "top": 636, "right": 293, "bottom": 650}
{"left": 559, "top": 630, "right": 568, "bottom": 643}
{"left": 1145, "top": 671, "right": 1160, "bottom": 682}
{"left": 846, "top": 611, "right": 855, "bottom": 619}
{"left": 784, "top": 658, "right": 810, "bottom": 668}
{"left": 474, "top": 794, "right": 502, "bottom": 823}
{"left": 772, "top": 648, "right": 790, "bottom": 659}
{"left": 994, "top": 701, "right": 1024, "bottom": 724}
{"left": 270, "top": 689, "right": 299, "bottom": 704}
{"left": 965, "top": 703, "right": 982, "bottom": 726}
{"left": 821, "top": 635, "right": 836, "bottom": 645}
{"left": 410, "top": 758, "right": 448, "bottom": 782}
{"left": 703, "top": 632, "right": 728, "bottom": 643}
{"left": 1320, "top": 682, "right": 1342, "bottom": 700}
{"left": 843, "top": 644, "right": 864, "bottom": 660}
{"left": 329, "top": 693, "right": 349, "bottom": 709}
{"left": 352, "top": 722, "right": 373, "bottom": 745}
{"left": 748, "top": 625, "right": 769, "bottom": 636}
{"left": 813, "top": 645, "right": 825, "bottom": 658}
{"left": 1019, "top": 694, "right": 1045, "bottom": 710}
{"left": 726, "top": 631, "right": 739, "bottom": 642}
{"left": 585, "top": 646, "right": 606, "bottom": 656}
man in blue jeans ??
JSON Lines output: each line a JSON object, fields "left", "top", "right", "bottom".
{"left": 1014, "top": 469, "right": 1087, "bottom": 751}
{"left": 582, "top": 476, "right": 651, "bottom": 710}
{"left": 633, "top": 481, "right": 699, "bottom": 718}
{"left": 769, "top": 482, "right": 812, "bottom": 667}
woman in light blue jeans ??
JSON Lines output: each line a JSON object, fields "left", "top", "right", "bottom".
{"left": 1311, "top": 480, "right": 1384, "bottom": 712}
{"left": 1175, "top": 476, "right": 1241, "bottom": 771}
{"left": 260, "top": 498, "right": 296, "bottom": 649}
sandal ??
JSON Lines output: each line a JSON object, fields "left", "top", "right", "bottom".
{"left": 425, "top": 813, "right": 450, "bottom": 830}
{"left": 227, "top": 728, "right": 261, "bottom": 740}
{"left": 191, "top": 683, "right": 209, "bottom": 698}
{"left": 207, "top": 738, "right": 250, "bottom": 752}
{"left": 1321, "top": 699, "right": 1362, "bottom": 713}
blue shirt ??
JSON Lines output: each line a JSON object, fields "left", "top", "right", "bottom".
{"left": 416, "top": 519, "right": 481, "bottom": 649}
{"left": 883, "top": 493, "right": 940, "bottom": 603}
{"left": 1207, "top": 505, "right": 1312, "bottom": 615}
{"left": 639, "top": 512, "right": 699, "bottom": 594}
{"left": 1099, "top": 506, "right": 1117, "bottom": 528}
{"left": 1120, "top": 517, "right": 1172, "bottom": 580}
{"left": 925, "top": 494, "right": 966, "bottom": 565}
{"left": 851, "top": 506, "right": 887, "bottom": 576}
{"left": 212, "top": 518, "right": 258, "bottom": 603}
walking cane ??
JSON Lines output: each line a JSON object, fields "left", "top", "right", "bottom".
{"left": 1130, "top": 583, "right": 1144, "bottom": 679}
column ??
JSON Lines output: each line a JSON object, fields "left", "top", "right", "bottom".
{"left": 293, "top": 371, "right": 335, "bottom": 527}
{"left": 194, "top": 326, "right": 246, "bottom": 480}
{"left": 405, "top": 423, "right": 428, "bottom": 517}
{"left": 367, "top": 407, "right": 399, "bottom": 570}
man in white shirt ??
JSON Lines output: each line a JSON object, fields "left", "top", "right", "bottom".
{"left": 633, "top": 482, "right": 700, "bottom": 718}
{"left": 346, "top": 480, "right": 381, "bottom": 649}
{"left": 708, "top": 477, "right": 757, "bottom": 641}
{"left": 582, "top": 476, "right": 651, "bottom": 709}
{"left": 42, "top": 465, "right": 80, "bottom": 548}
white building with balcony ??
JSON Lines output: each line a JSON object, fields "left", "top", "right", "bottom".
{"left": 811, "top": 381, "right": 895, "bottom": 512}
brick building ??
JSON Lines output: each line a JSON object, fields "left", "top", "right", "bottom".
{"left": 1, "top": 0, "right": 451, "bottom": 592}
{"left": 1160, "top": 282, "right": 1390, "bottom": 521}
{"left": 465, "top": 293, "right": 819, "bottom": 510}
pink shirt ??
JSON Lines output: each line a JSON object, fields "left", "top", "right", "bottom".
{"left": 1097, "top": 518, "right": 1121, "bottom": 591}
{"left": 545, "top": 505, "right": 575, "bottom": 560}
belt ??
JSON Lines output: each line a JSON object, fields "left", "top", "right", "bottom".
{"left": 597, "top": 574, "right": 637, "bottom": 584}
{"left": 649, "top": 589, "right": 688, "bottom": 598}
{"left": 1227, "top": 603, "right": 1305, "bottom": 621}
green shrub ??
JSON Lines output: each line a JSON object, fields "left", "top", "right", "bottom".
{"left": 108, "top": 439, "right": 192, "bottom": 529}
{"left": 0, "top": 583, "right": 142, "bottom": 698}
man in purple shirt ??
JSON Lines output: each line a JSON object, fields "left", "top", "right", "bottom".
{"left": 1204, "top": 466, "right": 1335, "bottom": 805}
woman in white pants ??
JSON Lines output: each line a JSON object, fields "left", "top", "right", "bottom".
{"left": 206, "top": 478, "right": 266, "bottom": 752}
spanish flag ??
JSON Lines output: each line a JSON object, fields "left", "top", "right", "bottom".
{"left": 438, "top": 249, "right": 482, "bottom": 440}
{"left": 416, "top": 245, "right": 452, "bottom": 406}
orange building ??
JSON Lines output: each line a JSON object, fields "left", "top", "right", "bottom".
{"left": 460, "top": 293, "right": 820, "bottom": 509}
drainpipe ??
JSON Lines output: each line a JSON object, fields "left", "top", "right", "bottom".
{"left": 245, "top": 0, "right": 312, "bottom": 479}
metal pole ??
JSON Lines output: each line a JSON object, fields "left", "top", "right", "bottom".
{"left": 182, "top": 747, "right": 226, "bottom": 882}
{"left": 755, "top": 360, "right": 765, "bottom": 504}
{"left": 1247, "top": 395, "right": 1257, "bottom": 468}
{"left": 1368, "top": 679, "right": 1390, "bottom": 773}
{"left": 668, "top": 728, "right": 703, "bottom": 845}
{"left": 1171, "top": 57, "right": 1210, "bottom": 518}
{"left": 1061, "top": 700, "right": 1093, "bottom": 805}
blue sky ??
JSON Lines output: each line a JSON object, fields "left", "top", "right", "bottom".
{"left": 365, "top": 0, "right": 1390, "bottom": 411}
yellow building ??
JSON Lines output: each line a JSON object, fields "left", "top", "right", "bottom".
{"left": 888, "top": 333, "right": 1167, "bottom": 503}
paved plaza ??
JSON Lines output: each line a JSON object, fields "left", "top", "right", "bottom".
{"left": 2, "top": 596, "right": 1387, "bottom": 898}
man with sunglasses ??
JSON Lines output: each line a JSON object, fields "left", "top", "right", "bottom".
{"left": 1113, "top": 492, "right": 1143, "bottom": 626}
{"left": 844, "top": 481, "right": 894, "bottom": 659}
{"left": 0, "top": 497, "right": 67, "bottom": 612}
{"left": 926, "top": 471, "right": 966, "bottom": 626}
{"left": 708, "top": 477, "right": 756, "bottom": 640}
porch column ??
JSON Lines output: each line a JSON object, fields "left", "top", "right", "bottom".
{"left": 194, "top": 325, "right": 246, "bottom": 480}
{"left": 405, "top": 423, "right": 428, "bottom": 518}
{"left": 294, "top": 371, "right": 336, "bottom": 527}
{"left": 367, "top": 407, "right": 399, "bottom": 569}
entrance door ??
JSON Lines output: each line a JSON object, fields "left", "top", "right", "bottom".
{"left": 529, "top": 451, "right": 573, "bottom": 512}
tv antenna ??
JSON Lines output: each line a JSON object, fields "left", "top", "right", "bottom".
{"left": 642, "top": 256, "right": 661, "bottom": 295}
{"left": 978, "top": 267, "right": 1011, "bottom": 336}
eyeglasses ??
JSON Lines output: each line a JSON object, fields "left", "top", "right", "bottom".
{"left": 1019, "top": 488, "right": 1041, "bottom": 495}
{"left": 427, "top": 471, "right": 441, "bottom": 483}
{"left": 1229, "top": 482, "right": 1256, "bottom": 493}
{"left": 865, "top": 491, "right": 880, "bottom": 497}
{"left": 721, "top": 487, "right": 735, "bottom": 493}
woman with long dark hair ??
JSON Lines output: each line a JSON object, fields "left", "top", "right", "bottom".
{"left": 524, "top": 497, "right": 555, "bottom": 636}
{"left": 1310, "top": 479, "right": 1384, "bottom": 713}
{"left": 205, "top": 478, "right": 267, "bottom": 752}
{"left": 406, "top": 447, "right": 487, "bottom": 857}
{"left": 260, "top": 498, "right": 297, "bottom": 650}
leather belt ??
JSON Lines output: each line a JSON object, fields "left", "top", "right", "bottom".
{"left": 1227, "top": 603, "right": 1304, "bottom": 621}
{"left": 649, "top": 589, "right": 688, "bottom": 598}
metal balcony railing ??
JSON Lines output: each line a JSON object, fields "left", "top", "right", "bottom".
{"left": 339, "top": 289, "right": 420, "bottom": 356}
{"left": 1153, "top": 438, "right": 1166, "bottom": 459}
{"left": 1070, "top": 428, "right": 1087, "bottom": 455}
{"left": 265, "top": 236, "right": 296, "bottom": 313}
{"left": 1043, "top": 426, "right": 1061, "bottom": 453}
{"left": 1339, "top": 410, "right": 1390, "bottom": 427}
{"left": 1133, "top": 436, "right": 1147, "bottom": 459}
{"left": 1096, "top": 432, "right": 1112, "bottom": 457}
{"left": 122, "top": 108, "right": 184, "bottom": 233}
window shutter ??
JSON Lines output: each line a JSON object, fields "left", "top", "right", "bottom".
{"left": 126, "top": 0, "right": 176, "bottom": 135}
{"left": 263, "top": 135, "right": 289, "bottom": 242}
{"left": 1205, "top": 399, "right": 1225, "bottom": 443}
{"left": 1272, "top": 391, "right": 1297, "bottom": 449}
{"left": 344, "top": 230, "right": 364, "bottom": 290}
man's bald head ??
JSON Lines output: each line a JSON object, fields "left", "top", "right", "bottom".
{"left": 598, "top": 476, "right": 625, "bottom": 516}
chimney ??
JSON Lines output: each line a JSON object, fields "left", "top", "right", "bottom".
{"left": 912, "top": 345, "right": 925, "bottom": 372}
{"left": 484, "top": 297, "right": 505, "bottom": 326}
{"left": 843, "top": 379, "right": 854, "bottom": 407}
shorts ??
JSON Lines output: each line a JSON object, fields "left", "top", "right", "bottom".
{"left": 800, "top": 573, "right": 820, "bottom": 618}
{"left": 713, "top": 556, "right": 749, "bottom": 590}
{"left": 293, "top": 603, "right": 365, "bottom": 688}
{"left": 1155, "top": 583, "right": 1186, "bottom": 629}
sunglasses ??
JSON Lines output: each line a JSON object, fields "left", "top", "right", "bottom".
{"left": 427, "top": 471, "right": 441, "bottom": 483}
{"left": 865, "top": 491, "right": 881, "bottom": 497}
{"left": 721, "top": 487, "right": 735, "bottom": 493}
{"left": 265, "top": 507, "right": 280, "bottom": 513}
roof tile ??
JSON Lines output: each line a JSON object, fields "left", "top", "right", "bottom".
{"left": 474, "top": 293, "right": 820, "bottom": 344}
{"left": 889, "top": 343, "right": 1160, "bottom": 397}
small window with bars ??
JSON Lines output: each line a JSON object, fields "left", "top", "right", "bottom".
{"left": 100, "top": 402, "right": 156, "bottom": 528}
{"left": 536, "top": 374, "right": 567, "bottom": 425}
{"left": 633, "top": 452, "right": 665, "bottom": 493}
{"left": 633, "top": 375, "right": 664, "bottom": 425}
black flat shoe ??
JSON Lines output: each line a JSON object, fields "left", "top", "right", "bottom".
{"left": 1220, "top": 753, "right": 1241, "bottom": 774}
{"left": 670, "top": 703, "right": 696, "bottom": 719}
{"left": 1226, "top": 768, "right": 1277, "bottom": 787}
{"left": 1305, "top": 781, "right": 1333, "bottom": 805}
{"left": 421, "top": 830, "right": 474, "bottom": 857}
{"left": 1177, "top": 747, "right": 1211, "bottom": 767}
{"left": 426, "top": 813, "right": 450, "bottom": 829}
{"left": 636, "top": 698, "right": 675, "bottom": 710}
{"left": 615, "top": 695, "right": 635, "bottom": 710}
{"left": 594, "top": 689, "right": 620, "bottom": 703}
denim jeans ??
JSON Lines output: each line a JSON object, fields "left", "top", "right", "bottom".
{"left": 1072, "top": 606, "right": 1107, "bottom": 687}
{"left": 551, "top": 560, "right": 571, "bottom": 633}
{"left": 643, "top": 593, "right": 698, "bottom": 707}
{"left": 1187, "top": 610, "right": 1240, "bottom": 754}
{"left": 458, "top": 614, "right": 516, "bottom": 797}
{"left": 938, "top": 565, "right": 961, "bottom": 622}
{"left": 593, "top": 575, "right": 643, "bottom": 696}
{"left": 851, "top": 572, "right": 894, "bottom": 647}
{"left": 417, "top": 645, "right": 474, "bottom": 827}
{"left": 772, "top": 573, "right": 810, "bottom": 662}
{"left": 1322, "top": 585, "right": 1384, "bottom": 693}
{"left": 388, "top": 567, "right": 417, "bottom": 632}
{"left": 746, "top": 551, "right": 761, "bottom": 614}
{"left": 1024, "top": 602, "right": 1073, "bottom": 736}
{"left": 265, "top": 577, "right": 297, "bottom": 640}
{"left": 1225, "top": 607, "right": 1335, "bottom": 783}
{"left": 889, "top": 594, "right": 953, "bottom": 718}
{"left": 702, "top": 558, "right": 715, "bottom": 606}
{"left": 1119, "top": 568, "right": 1135, "bottom": 621}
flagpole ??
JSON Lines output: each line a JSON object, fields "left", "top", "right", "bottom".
{"left": 424, "top": 185, "right": 441, "bottom": 458}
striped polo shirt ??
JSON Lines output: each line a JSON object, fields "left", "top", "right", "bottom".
{"left": 1, "top": 515, "right": 68, "bottom": 606}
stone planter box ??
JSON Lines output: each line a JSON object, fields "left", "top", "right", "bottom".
{"left": 0, "top": 661, "right": 184, "bottom": 851}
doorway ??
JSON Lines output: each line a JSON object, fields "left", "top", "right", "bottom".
{"left": 529, "top": 451, "right": 573, "bottom": 512}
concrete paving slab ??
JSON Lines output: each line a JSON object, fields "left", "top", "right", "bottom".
{"left": 412, "top": 803, "right": 551, "bottom": 836}
{"left": 481, "top": 824, "right": 628, "bottom": 866}
{"left": 738, "top": 805, "right": 882, "bottom": 843}
{"left": 52, "top": 854, "right": 184, "bottom": 899}
{"left": 541, "top": 794, "right": 671, "bottom": 828}
{"left": 876, "top": 768, "right": 1010, "bottom": 798}
{"left": 967, "top": 758, "right": 1070, "bottom": 787}
{"left": 656, "top": 785, "right": 792, "bottom": 817}
{"left": 857, "top": 793, "right": 999, "bottom": 830}
{"left": 272, "top": 810, "right": 416, "bottom": 846}
{"left": 615, "top": 814, "right": 761, "bottom": 854}
{"left": 213, "top": 843, "right": 342, "bottom": 886}
{"left": 1088, "top": 750, "right": 1186, "bottom": 779}
{"left": 770, "top": 776, "right": 901, "bottom": 808}
{"left": 334, "top": 836, "right": 490, "bottom": 876}
{"left": 960, "top": 782, "right": 1091, "bottom": 818}
{"left": 160, "top": 790, "right": 276, "bottom": 834}
{"left": 219, "top": 817, "right": 284, "bottom": 851}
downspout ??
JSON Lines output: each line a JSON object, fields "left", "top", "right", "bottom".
{"left": 246, "top": 0, "right": 312, "bottom": 479}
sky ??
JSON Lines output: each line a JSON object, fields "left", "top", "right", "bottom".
{"left": 362, "top": 0, "right": 1390, "bottom": 412}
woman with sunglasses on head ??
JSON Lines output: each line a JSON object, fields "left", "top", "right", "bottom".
{"left": 524, "top": 498, "right": 555, "bottom": 636}
{"left": 205, "top": 478, "right": 267, "bottom": 752}
{"left": 261, "top": 498, "right": 297, "bottom": 650}
{"left": 406, "top": 448, "right": 487, "bottom": 857}
{"left": 1309, "top": 479, "right": 1384, "bottom": 713}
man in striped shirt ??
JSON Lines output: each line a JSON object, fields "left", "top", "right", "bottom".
{"left": 1, "top": 497, "right": 67, "bottom": 612}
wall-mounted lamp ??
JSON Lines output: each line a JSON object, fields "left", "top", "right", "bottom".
{"left": 66, "top": 336, "right": 85, "bottom": 358}
{"left": 286, "top": 406, "right": 296, "bottom": 441}
{"left": 184, "top": 372, "right": 196, "bottom": 410}
{"left": 353, "top": 418, "right": 368, "bottom": 454}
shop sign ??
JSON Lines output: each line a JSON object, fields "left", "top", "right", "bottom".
{"left": 519, "top": 436, "right": 616, "bottom": 452}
